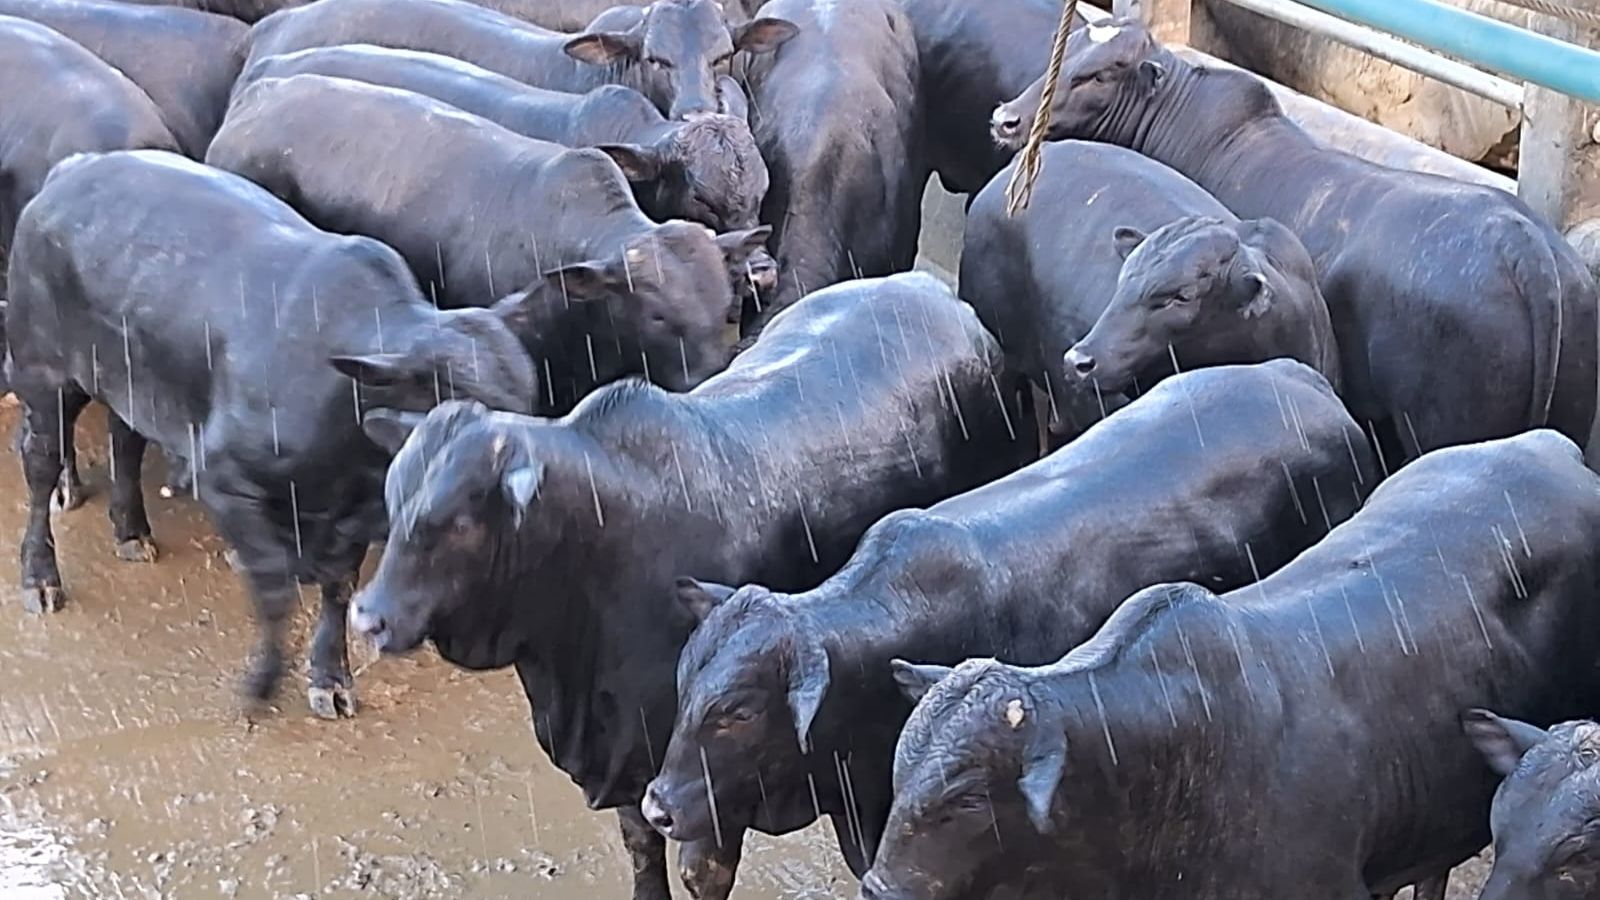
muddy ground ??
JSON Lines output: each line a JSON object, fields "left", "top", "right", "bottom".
{"left": 0, "top": 405, "right": 851, "bottom": 899}
{"left": 0, "top": 404, "right": 1492, "bottom": 900}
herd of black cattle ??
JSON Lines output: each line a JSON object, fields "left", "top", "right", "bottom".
{"left": 2, "top": 0, "right": 1599, "bottom": 898}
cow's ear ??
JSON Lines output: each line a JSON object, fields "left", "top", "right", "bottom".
{"left": 361, "top": 407, "right": 426, "bottom": 454}
{"left": 564, "top": 30, "right": 642, "bottom": 65}
{"left": 787, "top": 638, "right": 831, "bottom": 753}
{"left": 1140, "top": 59, "right": 1166, "bottom": 89}
{"left": 733, "top": 17, "right": 799, "bottom": 54}
{"left": 890, "top": 659, "right": 954, "bottom": 703}
{"left": 1240, "top": 271, "right": 1273, "bottom": 319}
{"left": 1019, "top": 734, "right": 1067, "bottom": 833}
{"left": 676, "top": 577, "right": 737, "bottom": 621}
{"left": 543, "top": 260, "right": 618, "bottom": 303}
{"left": 1112, "top": 226, "right": 1147, "bottom": 260}
{"left": 596, "top": 143, "right": 664, "bottom": 183}
{"left": 715, "top": 225, "right": 772, "bottom": 266}
{"left": 718, "top": 75, "right": 751, "bottom": 122}
{"left": 331, "top": 352, "right": 420, "bottom": 387}
{"left": 1464, "top": 709, "right": 1549, "bottom": 777}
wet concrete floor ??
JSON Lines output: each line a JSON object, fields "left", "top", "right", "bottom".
{"left": 0, "top": 402, "right": 1491, "bottom": 898}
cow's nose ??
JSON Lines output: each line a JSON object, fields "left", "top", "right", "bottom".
{"left": 349, "top": 600, "right": 387, "bottom": 640}
{"left": 641, "top": 784, "right": 675, "bottom": 836}
{"left": 1065, "top": 347, "right": 1096, "bottom": 376}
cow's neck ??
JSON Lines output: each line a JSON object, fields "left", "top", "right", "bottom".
{"left": 1035, "top": 641, "right": 1266, "bottom": 887}
{"left": 509, "top": 398, "right": 728, "bottom": 806}
{"left": 1108, "top": 57, "right": 1312, "bottom": 213}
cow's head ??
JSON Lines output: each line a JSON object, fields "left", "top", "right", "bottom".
{"left": 992, "top": 18, "right": 1165, "bottom": 150}
{"left": 330, "top": 266, "right": 539, "bottom": 414}
{"left": 1063, "top": 216, "right": 1285, "bottom": 396}
{"left": 641, "top": 581, "right": 829, "bottom": 841}
{"left": 565, "top": 0, "right": 798, "bottom": 120}
{"left": 1466, "top": 709, "right": 1600, "bottom": 900}
{"left": 863, "top": 659, "right": 1066, "bottom": 900}
{"left": 531, "top": 220, "right": 764, "bottom": 391}
{"left": 347, "top": 401, "right": 549, "bottom": 669}
{"left": 599, "top": 111, "right": 770, "bottom": 233}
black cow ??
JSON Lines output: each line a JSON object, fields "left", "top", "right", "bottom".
{"left": 113, "top": 0, "right": 307, "bottom": 23}
{"left": 1463, "top": 710, "right": 1600, "bottom": 900}
{"left": 344, "top": 273, "right": 1031, "bottom": 900}
{"left": 961, "top": 141, "right": 1232, "bottom": 435}
{"left": 5, "top": 150, "right": 536, "bottom": 719}
{"left": 870, "top": 428, "right": 1600, "bottom": 900}
{"left": 0, "top": 0, "right": 246, "bottom": 158}
{"left": 899, "top": 0, "right": 1083, "bottom": 196}
{"left": 647, "top": 360, "right": 1373, "bottom": 891}
{"left": 209, "top": 75, "right": 765, "bottom": 412}
{"left": 1064, "top": 216, "right": 1342, "bottom": 403}
{"left": 995, "top": 18, "right": 1598, "bottom": 464}
{"left": 233, "top": 47, "right": 769, "bottom": 238}
{"left": 737, "top": 0, "right": 922, "bottom": 334}
{"left": 244, "top": 0, "right": 798, "bottom": 121}
{"left": 0, "top": 14, "right": 180, "bottom": 407}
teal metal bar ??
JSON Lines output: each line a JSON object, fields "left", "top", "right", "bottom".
{"left": 1295, "top": 0, "right": 1600, "bottom": 102}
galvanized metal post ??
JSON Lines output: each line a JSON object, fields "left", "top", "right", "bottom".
{"left": 1518, "top": 13, "right": 1599, "bottom": 230}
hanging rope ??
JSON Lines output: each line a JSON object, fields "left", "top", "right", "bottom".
{"left": 1005, "top": 0, "right": 1082, "bottom": 216}
{"left": 1492, "top": 0, "right": 1600, "bottom": 29}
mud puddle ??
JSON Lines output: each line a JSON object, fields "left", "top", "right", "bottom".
{"left": 0, "top": 405, "right": 851, "bottom": 899}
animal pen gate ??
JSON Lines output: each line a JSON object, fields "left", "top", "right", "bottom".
{"left": 1109, "top": 0, "right": 1600, "bottom": 233}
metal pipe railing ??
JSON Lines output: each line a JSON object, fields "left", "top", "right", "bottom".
{"left": 1294, "top": 0, "right": 1600, "bottom": 102}
{"left": 1218, "top": 0, "right": 1524, "bottom": 108}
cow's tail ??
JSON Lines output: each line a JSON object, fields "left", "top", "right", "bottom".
{"left": 1508, "top": 215, "right": 1564, "bottom": 432}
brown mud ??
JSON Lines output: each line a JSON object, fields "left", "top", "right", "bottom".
{"left": 0, "top": 405, "right": 1488, "bottom": 898}
{"left": 0, "top": 406, "right": 851, "bottom": 899}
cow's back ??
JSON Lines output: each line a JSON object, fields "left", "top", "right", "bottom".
{"left": 1226, "top": 429, "right": 1600, "bottom": 891}
{"left": 0, "top": 17, "right": 178, "bottom": 248}
{"left": 7, "top": 150, "right": 417, "bottom": 448}
{"left": 0, "top": 0, "right": 245, "bottom": 157}
{"left": 208, "top": 74, "right": 618, "bottom": 309}
{"left": 246, "top": 0, "right": 586, "bottom": 91}
{"left": 685, "top": 272, "right": 1030, "bottom": 579}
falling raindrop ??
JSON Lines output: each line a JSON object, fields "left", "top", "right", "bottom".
{"left": 701, "top": 746, "right": 725, "bottom": 849}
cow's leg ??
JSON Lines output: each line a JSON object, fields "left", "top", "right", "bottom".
{"left": 107, "top": 414, "right": 157, "bottom": 562}
{"left": 1411, "top": 873, "right": 1449, "bottom": 900}
{"left": 159, "top": 445, "right": 193, "bottom": 499}
{"left": 678, "top": 832, "right": 745, "bottom": 900}
{"left": 16, "top": 385, "right": 86, "bottom": 612}
{"left": 617, "top": 806, "right": 672, "bottom": 900}
{"left": 52, "top": 407, "right": 87, "bottom": 512}
{"left": 307, "top": 548, "right": 364, "bottom": 720}
{"left": 203, "top": 465, "right": 295, "bottom": 706}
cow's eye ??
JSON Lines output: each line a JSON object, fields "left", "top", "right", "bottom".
{"left": 1094, "top": 68, "right": 1118, "bottom": 84}
{"left": 717, "top": 708, "right": 757, "bottom": 727}
{"left": 646, "top": 55, "right": 673, "bottom": 69}
{"left": 952, "top": 794, "right": 988, "bottom": 813}
{"left": 1167, "top": 292, "right": 1192, "bottom": 307}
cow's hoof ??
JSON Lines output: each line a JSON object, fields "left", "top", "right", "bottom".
{"left": 51, "top": 479, "right": 86, "bottom": 513}
{"left": 114, "top": 536, "right": 159, "bottom": 563}
{"left": 308, "top": 683, "right": 357, "bottom": 720}
{"left": 21, "top": 584, "right": 65, "bottom": 614}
